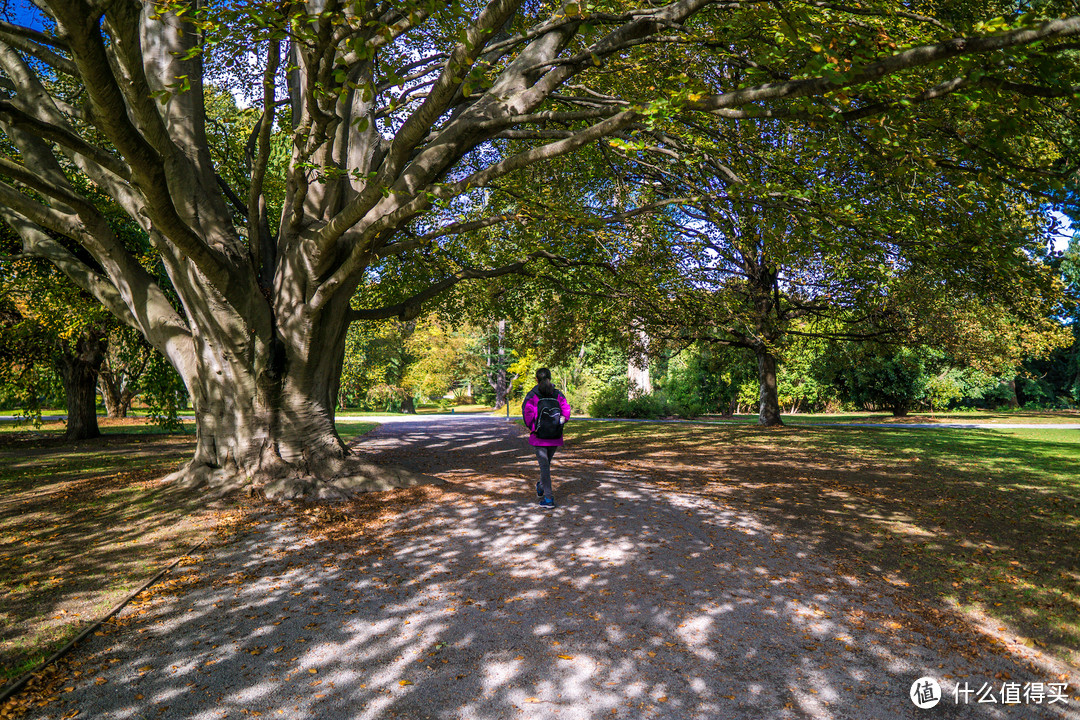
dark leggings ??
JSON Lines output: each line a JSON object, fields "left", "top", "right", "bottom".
{"left": 536, "top": 446, "right": 557, "bottom": 500}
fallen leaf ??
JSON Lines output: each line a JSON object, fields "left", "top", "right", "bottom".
{"left": 399, "top": 680, "right": 413, "bottom": 686}
{"left": 556, "top": 655, "right": 574, "bottom": 660}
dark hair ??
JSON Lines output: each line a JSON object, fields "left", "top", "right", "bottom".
{"left": 536, "top": 367, "right": 556, "bottom": 398}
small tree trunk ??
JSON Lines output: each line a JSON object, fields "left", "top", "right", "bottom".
{"left": 117, "top": 387, "right": 135, "bottom": 417}
{"left": 489, "top": 319, "right": 510, "bottom": 410}
{"left": 99, "top": 372, "right": 123, "bottom": 418}
{"left": 400, "top": 395, "right": 416, "bottom": 414}
{"left": 99, "top": 370, "right": 135, "bottom": 418}
{"left": 1003, "top": 378, "right": 1020, "bottom": 409}
{"left": 756, "top": 348, "right": 783, "bottom": 427}
{"left": 628, "top": 321, "right": 651, "bottom": 394}
{"left": 57, "top": 331, "right": 107, "bottom": 440}
{"left": 492, "top": 368, "right": 508, "bottom": 410}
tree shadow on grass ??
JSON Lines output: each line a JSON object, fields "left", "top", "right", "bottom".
{"left": 570, "top": 422, "right": 1080, "bottom": 668}
{"left": 24, "top": 420, "right": 1073, "bottom": 720}
{"left": 0, "top": 431, "right": 228, "bottom": 682}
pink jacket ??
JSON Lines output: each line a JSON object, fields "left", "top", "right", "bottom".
{"left": 521, "top": 387, "right": 572, "bottom": 447}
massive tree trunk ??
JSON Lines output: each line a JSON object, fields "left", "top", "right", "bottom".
{"left": 56, "top": 331, "right": 106, "bottom": 440}
{"left": 755, "top": 346, "right": 783, "bottom": 427}
{"left": 161, "top": 299, "right": 438, "bottom": 498}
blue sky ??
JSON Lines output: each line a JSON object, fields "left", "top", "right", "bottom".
{"left": 1051, "top": 211, "right": 1075, "bottom": 253}
{"left": 2, "top": 1, "right": 47, "bottom": 31}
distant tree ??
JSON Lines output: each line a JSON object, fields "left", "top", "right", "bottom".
{"left": 97, "top": 325, "right": 151, "bottom": 418}
{"left": 0, "top": 296, "right": 61, "bottom": 417}
{"left": 404, "top": 318, "right": 481, "bottom": 404}
{"left": 0, "top": 256, "right": 110, "bottom": 438}
{"left": 1015, "top": 236, "right": 1080, "bottom": 406}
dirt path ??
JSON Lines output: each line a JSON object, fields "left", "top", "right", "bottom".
{"left": 18, "top": 419, "right": 1078, "bottom": 720}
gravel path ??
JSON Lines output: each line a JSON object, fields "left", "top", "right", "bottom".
{"left": 23, "top": 418, "right": 1078, "bottom": 720}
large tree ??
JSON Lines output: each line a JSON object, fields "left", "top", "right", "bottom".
{"left": 2, "top": 2, "right": 1080, "bottom": 494}
{"left": 594, "top": 117, "right": 1072, "bottom": 424}
{"left": 512, "top": 11, "right": 1080, "bottom": 424}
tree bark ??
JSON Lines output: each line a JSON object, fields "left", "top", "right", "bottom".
{"left": 99, "top": 371, "right": 137, "bottom": 418}
{"left": 56, "top": 330, "right": 106, "bottom": 440}
{"left": 99, "top": 375, "right": 123, "bottom": 418}
{"left": 755, "top": 347, "right": 783, "bottom": 427}
{"left": 159, "top": 301, "right": 440, "bottom": 499}
{"left": 488, "top": 319, "right": 512, "bottom": 410}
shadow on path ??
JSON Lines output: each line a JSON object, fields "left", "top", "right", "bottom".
{"left": 23, "top": 420, "right": 1075, "bottom": 720}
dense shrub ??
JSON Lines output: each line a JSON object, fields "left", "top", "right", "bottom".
{"left": 587, "top": 378, "right": 700, "bottom": 419}
{"left": 817, "top": 345, "right": 929, "bottom": 416}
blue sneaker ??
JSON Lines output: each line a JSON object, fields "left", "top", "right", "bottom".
{"left": 539, "top": 497, "right": 555, "bottom": 508}
{"left": 536, "top": 481, "right": 544, "bottom": 497}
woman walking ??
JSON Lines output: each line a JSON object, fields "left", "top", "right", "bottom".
{"left": 521, "top": 368, "right": 572, "bottom": 508}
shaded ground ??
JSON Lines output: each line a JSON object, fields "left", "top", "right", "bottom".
{"left": 0, "top": 419, "right": 379, "bottom": 692}
{"left": 0, "top": 423, "right": 253, "bottom": 691}
{"left": 566, "top": 422, "right": 1080, "bottom": 667}
{"left": 12, "top": 418, "right": 1078, "bottom": 720}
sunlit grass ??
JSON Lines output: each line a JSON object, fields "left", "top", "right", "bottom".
{"left": 337, "top": 421, "right": 379, "bottom": 441}
{"left": 696, "top": 409, "right": 1080, "bottom": 425}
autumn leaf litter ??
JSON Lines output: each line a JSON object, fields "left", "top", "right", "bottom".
{"left": 13, "top": 418, "right": 1078, "bottom": 720}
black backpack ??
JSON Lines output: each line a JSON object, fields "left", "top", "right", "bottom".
{"left": 534, "top": 396, "right": 564, "bottom": 439}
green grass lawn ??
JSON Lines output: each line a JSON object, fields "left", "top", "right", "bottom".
{"left": 336, "top": 404, "right": 495, "bottom": 416}
{"left": 571, "top": 420, "right": 1080, "bottom": 665}
{"left": 695, "top": 409, "right": 1080, "bottom": 425}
